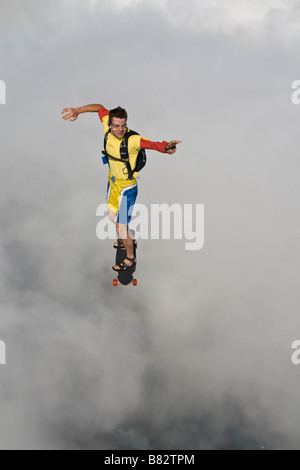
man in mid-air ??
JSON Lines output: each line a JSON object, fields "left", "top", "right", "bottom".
{"left": 62, "top": 104, "right": 181, "bottom": 272}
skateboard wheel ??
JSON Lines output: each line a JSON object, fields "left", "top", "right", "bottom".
{"left": 132, "top": 279, "right": 137, "bottom": 286}
{"left": 113, "top": 279, "right": 118, "bottom": 286}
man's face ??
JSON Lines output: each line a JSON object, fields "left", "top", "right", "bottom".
{"left": 110, "top": 117, "right": 127, "bottom": 139}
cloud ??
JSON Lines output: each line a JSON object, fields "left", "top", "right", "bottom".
{"left": 3, "top": 0, "right": 300, "bottom": 41}
{"left": 105, "top": 0, "right": 300, "bottom": 41}
{"left": 1, "top": 0, "right": 300, "bottom": 450}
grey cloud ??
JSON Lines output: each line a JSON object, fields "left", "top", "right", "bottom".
{"left": 0, "top": 0, "right": 300, "bottom": 450}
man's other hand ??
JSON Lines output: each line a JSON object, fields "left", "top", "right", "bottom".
{"left": 62, "top": 107, "right": 79, "bottom": 121}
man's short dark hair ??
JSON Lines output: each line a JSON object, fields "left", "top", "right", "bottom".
{"left": 109, "top": 106, "right": 128, "bottom": 125}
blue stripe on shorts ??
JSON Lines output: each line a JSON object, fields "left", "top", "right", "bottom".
{"left": 117, "top": 184, "right": 138, "bottom": 224}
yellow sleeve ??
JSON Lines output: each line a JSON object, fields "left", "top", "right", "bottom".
{"left": 102, "top": 114, "right": 110, "bottom": 134}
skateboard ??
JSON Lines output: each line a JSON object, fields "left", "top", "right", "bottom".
{"left": 113, "top": 245, "right": 137, "bottom": 287}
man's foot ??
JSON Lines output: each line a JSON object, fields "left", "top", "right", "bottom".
{"left": 113, "top": 257, "right": 136, "bottom": 272}
{"left": 113, "top": 239, "right": 137, "bottom": 250}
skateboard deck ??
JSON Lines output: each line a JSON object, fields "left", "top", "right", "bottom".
{"left": 113, "top": 246, "right": 137, "bottom": 287}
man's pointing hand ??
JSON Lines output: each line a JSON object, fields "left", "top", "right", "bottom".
{"left": 165, "top": 140, "right": 182, "bottom": 155}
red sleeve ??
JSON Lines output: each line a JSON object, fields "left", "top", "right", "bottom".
{"left": 98, "top": 107, "right": 109, "bottom": 122}
{"left": 140, "top": 138, "right": 168, "bottom": 153}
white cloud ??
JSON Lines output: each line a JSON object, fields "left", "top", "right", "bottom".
{"left": 1, "top": 0, "right": 300, "bottom": 450}
{"left": 106, "top": 0, "right": 145, "bottom": 10}
{"left": 106, "top": 0, "right": 300, "bottom": 40}
{"left": 2, "top": 0, "right": 300, "bottom": 43}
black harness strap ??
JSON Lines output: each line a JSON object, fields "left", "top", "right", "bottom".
{"left": 102, "top": 129, "right": 135, "bottom": 180}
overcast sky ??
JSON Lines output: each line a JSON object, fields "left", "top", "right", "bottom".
{"left": 1, "top": 0, "right": 300, "bottom": 450}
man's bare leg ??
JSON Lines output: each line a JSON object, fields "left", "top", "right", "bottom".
{"left": 109, "top": 210, "right": 135, "bottom": 250}
{"left": 114, "top": 223, "right": 135, "bottom": 269}
{"left": 108, "top": 210, "right": 135, "bottom": 269}
{"left": 108, "top": 210, "right": 119, "bottom": 248}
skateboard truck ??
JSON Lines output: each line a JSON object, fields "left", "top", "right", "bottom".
{"left": 113, "top": 278, "right": 137, "bottom": 287}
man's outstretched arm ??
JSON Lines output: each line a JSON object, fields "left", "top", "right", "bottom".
{"left": 62, "top": 104, "right": 104, "bottom": 121}
{"left": 140, "top": 138, "right": 182, "bottom": 155}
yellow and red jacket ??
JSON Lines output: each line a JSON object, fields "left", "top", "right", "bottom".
{"left": 99, "top": 107, "right": 168, "bottom": 186}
